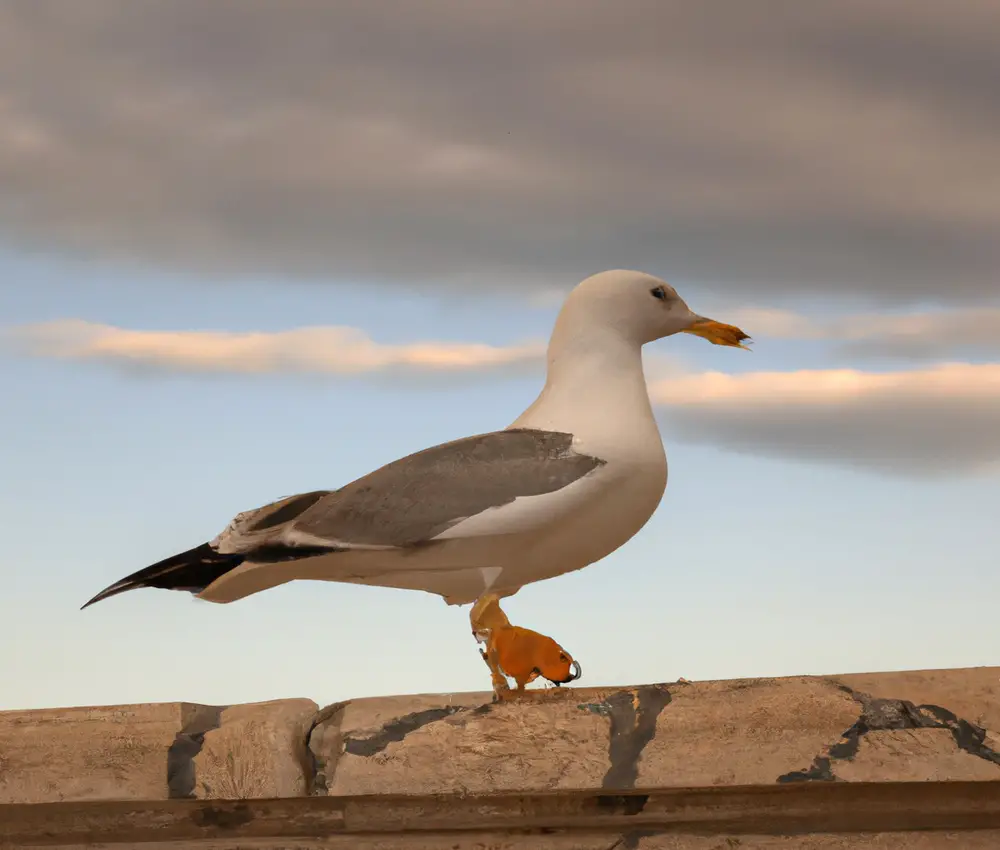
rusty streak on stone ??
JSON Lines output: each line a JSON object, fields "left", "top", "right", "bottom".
{"left": 5, "top": 781, "right": 1000, "bottom": 845}
{"left": 778, "top": 684, "right": 1000, "bottom": 784}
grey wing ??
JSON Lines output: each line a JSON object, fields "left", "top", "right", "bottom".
{"left": 212, "top": 428, "right": 605, "bottom": 558}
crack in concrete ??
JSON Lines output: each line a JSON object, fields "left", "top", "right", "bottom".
{"left": 918, "top": 703, "right": 1000, "bottom": 764}
{"left": 303, "top": 701, "right": 348, "bottom": 796}
{"left": 778, "top": 683, "right": 1000, "bottom": 783}
{"left": 313, "top": 693, "right": 656, "bottom": 795}
{"left": 167, "top": 704, "right": 226, "bottom": 799}
{"left": 343, "top": 705, "right": 473, "bottom": 757}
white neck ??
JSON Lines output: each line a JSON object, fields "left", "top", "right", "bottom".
{"left": 509, "top": 313, "right": 664, "bottom": 460}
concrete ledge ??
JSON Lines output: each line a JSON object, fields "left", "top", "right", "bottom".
{"left": 3, "top": 781, "right": 1000, "bottom": 848}
{"left": 1, "top": 666, "right": 998, "bottom": 828}
{"left": 0, "top": 702, "right": 210, "bottom": 803}
{"left": 0, "top": 699, "right": 318, "bottom": 803}
{"left": 304, "top": 667, "right": 1000, "bottom": 796}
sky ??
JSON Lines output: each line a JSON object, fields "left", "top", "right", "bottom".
{"left": 1, "top": 1, "right": 999, "bottom": 712}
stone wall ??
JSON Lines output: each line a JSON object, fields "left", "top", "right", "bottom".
{"left": 2, "top": 666, "right": 999, "bottom": 848}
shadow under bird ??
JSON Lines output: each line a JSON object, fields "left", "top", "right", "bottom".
{"left": 83, "top": 269, "right": 750, "bottom": 699}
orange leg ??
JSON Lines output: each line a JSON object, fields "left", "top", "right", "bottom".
{"left": 471, "top": 594, "right": 512, "bottom": 699}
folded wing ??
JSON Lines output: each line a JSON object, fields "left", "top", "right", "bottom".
{"left": 214, "top": 427, "right": 606, "bottom": 558}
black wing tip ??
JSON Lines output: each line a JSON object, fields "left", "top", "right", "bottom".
{"left": 80, "top": 542, "right": 237, "bottom": 611}
{"left": 80, "top": 581, "right": 134, "bottom": 610}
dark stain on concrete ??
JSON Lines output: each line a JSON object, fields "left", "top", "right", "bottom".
{"left": 778, "top": 755, "right": 837, "bottom": 783}
{"left": 579, "top": 684, "right": 673, "bottom": 791}
{"left": 605, "top": 828, "right": 663, "bottom": 849}
{"left": 189, "top": 803, "right": 255, "bottom": 829}
{"left": 596, "top": 793, "right": 649, "bottom": 815}
{"left": 305, "top": 699, "right": 494, "bottom": 794}
{"left": 343, "top": 704, "right": 490, "bottom": 758}
{"left": 167, "top": 704, "right": 226, "bottom": 799}
{"left": 917, "top": 703, "right": 1000, "bottom": 765}
{"left": 778, "top": 684, "right": 1000, "bottom": 783}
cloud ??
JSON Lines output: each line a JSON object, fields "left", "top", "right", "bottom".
{"left": 729, "top": 307, "right": 1000, "bottom": 360}
{"left": 7, "top": 317, "right": 1000, "bottom": 476}
{"left": 1, "top": 2, "right": 999, "bottom": 303}
{"left": 4, "top": 319, "right": 545, "bottom": 376}
{"left": 651, "top": 363, "right": 1000, "bottom": 476}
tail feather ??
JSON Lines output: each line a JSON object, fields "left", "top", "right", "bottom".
{"left": 81, "top": 543, "right": 245, "bottom": 610}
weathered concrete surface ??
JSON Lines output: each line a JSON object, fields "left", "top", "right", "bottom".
{"left": 635, "top": 677, "right": 858, "bottom": 786}
{"left": 25, "top": 835, "right": 1000, "bottom": 849}
{"left": 306, "top": 667, "right": 1000, "bottom": 796}
{"left": 192, "top": 699, "right": 317, "bottom": 799}
{"left": 311, "top": 687, "right": 612, "bottom": 795}
{"left": 779, "top": 668, "right": 1000, "bottom": 783}
{"left": 838, "top": 667, "right": 1000, "bottom": 732}
{"left": 2, "top": 666, "right": 998, "bottom": 807}
{"left": 0, "top": 699, "right": 317, "bottom": 804}
{"left": 0, "top": 702, "right": 212, "bottom": 803}
{"left": 632, "top": 836, "right": 1000, "bottom": 849}
{"left": 5, "top": 781, "right": 1000, "bottom": 848}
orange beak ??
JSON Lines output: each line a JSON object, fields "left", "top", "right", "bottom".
{"left": 682, "top": 317, "right": 752, "bottom": 349}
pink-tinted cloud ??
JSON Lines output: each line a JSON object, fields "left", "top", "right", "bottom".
{"left": 6, "top": 319, "right": 545, "bottom": 376}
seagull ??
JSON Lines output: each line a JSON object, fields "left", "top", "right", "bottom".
{"left": 82, "top": 270, "right": 750, "bottom": 697}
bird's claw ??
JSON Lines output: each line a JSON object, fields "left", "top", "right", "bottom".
{"left": 491, "top": 677, "right": 513, "bottom": 701}
{"left": 471, "top": 593, "right": 581, "bottom": 698}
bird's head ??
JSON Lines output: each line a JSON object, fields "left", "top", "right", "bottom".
{"left": 558, "top": 269, "right": 752, "bottom": 349}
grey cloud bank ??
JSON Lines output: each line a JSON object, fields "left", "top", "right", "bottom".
{"left": 730, "top": 307, "right": 1000, "bottom": 361}
{"left": 662, "top": 397, "right": 1000, "bottom": 478}
{"left": 1, "top": 1, "right": 999, "bottom": 303}
{"left": 652, "top": 364, "right": 1000, "bottom": 477}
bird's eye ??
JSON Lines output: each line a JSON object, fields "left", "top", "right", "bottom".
{"left": 559, "top": 653, "right": 568, "bottom": 662}
{"left": 650, "top": 286, "right": 668, "bottom": 301}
